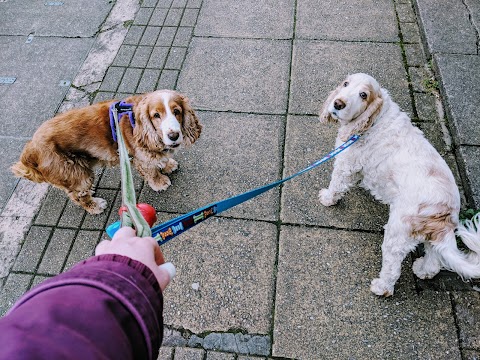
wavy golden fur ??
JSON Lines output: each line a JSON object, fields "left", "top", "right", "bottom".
{"left": 12, "top": 90, "right": 202, "bottom": 214}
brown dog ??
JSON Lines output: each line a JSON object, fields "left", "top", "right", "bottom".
{"left": 12, "top": 90, "right": 202, "bottom": 214}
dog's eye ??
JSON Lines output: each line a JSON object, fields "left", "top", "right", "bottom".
{"left": 360, "top": 92, "right": 368, "bottom": 100}
{"left": 173, "top": 108, "right": 181, "bottom": 116}
{"left": 153, "top": 113, "right": 160, "bottom": 118}
{"left": 343, "top": 81, "right": 349, "bottom": 87}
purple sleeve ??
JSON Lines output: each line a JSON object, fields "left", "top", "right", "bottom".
{"left": 0, "top": 254, "right": 163, "bottom": 360}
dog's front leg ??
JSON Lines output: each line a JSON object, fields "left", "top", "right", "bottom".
{"left": 160, "top": 158, "right": 178, "bottom": 174}
{"left": 133, "top": 158, "right": 172, "bottom": 192}
{"left": 319, "top": 160, "right": 360, "bottom": 206}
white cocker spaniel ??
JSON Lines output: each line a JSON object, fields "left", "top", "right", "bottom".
{"left": 319, "top": 73, "right": 480, "bottom": 296}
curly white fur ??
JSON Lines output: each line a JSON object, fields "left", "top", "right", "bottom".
{"left": 318, "top": 73, "right": 480, "bottom": 296}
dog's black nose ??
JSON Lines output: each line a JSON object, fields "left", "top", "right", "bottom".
{"left": 334, "top": 99, "right": 346, "bottom": 110}
{"left": 168, "top": 132, "right": 180, "bottom": 141}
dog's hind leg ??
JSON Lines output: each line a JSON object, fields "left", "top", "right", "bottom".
{"left": 412, "top": 242, "right": 442, "bottom": 279}
{"left": 370, "top": 212, "right": 419, "bottom": 296}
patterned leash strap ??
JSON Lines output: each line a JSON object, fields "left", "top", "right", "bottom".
{"left": 149, "top": 134, "right": 361, "bottom": 245}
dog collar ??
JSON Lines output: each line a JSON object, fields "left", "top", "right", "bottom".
{"left": 109, "top": 101, "right": 135, "bottom": 142}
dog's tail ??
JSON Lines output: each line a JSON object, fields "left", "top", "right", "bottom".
{"left": 434, "top": 213, "right": 480, "bottom": 279}
{"left": 11, "top": 142, "right": 46, "bottom": 183}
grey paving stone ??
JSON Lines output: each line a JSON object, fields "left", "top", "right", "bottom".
{"left": 112, "top": 45, "right": 136, "bottom": 67}
{"left": 148, "top": 47, "right": 170, "bottom": 69}
{"left": 94, "top": 91, "right": 116, "bottom": 103}
{"left": 117, "top": 68, "right": 142, "bottom": 93}
{"left": 157, "top": 346, "right": 173, "bottom": 360}
{"left": 100, "top": 66, "right": 126, "bottom": 92}
{"left": 165, "top": 47, "right": 187, "bottom": 69}
{"left": 0, "top": 0, "right": 113, "bottom": 37}
{"left": 206, "top": 351, "right": 236, "bottom": 360}
{"left": 296, "top": 0, "right": 398, "bottom": 42}
{"left": 415, "top": 0, "right": 477, "bottom": 56}
{"left": 452, "top": 292, "right": 480, "bottom": 349}
{"left": 434, "top": 54, "right": 480, "bottom": 146}
{"left": 140, "top": 26, "right": 161, "bottom": 46}
{"left": 400, "top": 22, "right": 422, "bottom": 44}
{"left": 409, "top": 66, "right": 433, "bottom": 93}
{"left": 465, "top": 0, "right": 480, "bottom": 42}
{"left": 0, "top": 36, "right": 93, "bottom": 137}
{"left": 156, "top": 27, "right": 178, "bottom": 47}
{"left": 124, "top": 25, "right": 146, "bottom": 45}
{"left": 0, "top": 138, "right": 27, "bottom": 211}
{"left": 396, "top": 3, "right": 416, "bottom": 22}
{"left": 134, "top": 7, "right": 154, "bottom": 25}
{"left": 404, "top": 43, "right": 427, "bottom": 67}
{"left": 34, "top": 187, "right": 67, "bottom": 226}
{"left": 0, "top": 273, "right": 32, "bottom": 316}
{"left": 177, "top": 38, "right": 290, "bottom": 113}
{"left": 172, "top": 0, "right": 188, "bottom": 7}
{"left": 139, "top": 111, "right": 284, "bottom": 221}
{"left": 158, "top": 0, "right": 174, "bottom": 7}
{"left": 458, "top": 146, "right": 480, "bottom": 209}
{"left": 180, "top": 8, "right": 199, "bottom": 27}
{"left": 281, "top": 115, "right": 388, "bottom": 231}
{"left": 274, "top": 225, "right": 460, "bottom": 360}
{"left": 173, "top": 27, "right": 193, "bottom": 47}
{"left": 162, "top": 328, "right": 188, "bottom": 347}
{"left": 131, "top": 46, "right": 154, "bottom": 68}
{"left": 64, "top": 230, "right": 101, "bottom": 270}
{"left": 173, "top": 347, "right": 205, "bottom": 360}
{"left": 142, "top": 0, "right": 159, "bottom": 7}
{"left": 137, "top": 69, "right": 162, "bottom": 93}
{"left": 157, "top": 69, "right": 179, "bottom": 89}
{"left": 414, "top": 92, "right": 438, "bottom": 122}
{"left": 187, "top": 0, "right": 202, "bottom": 8}
{"left": 463, "top": 350, "right": 480, "bottom": 360}
{"left": 149, "top": 8, "right": 168, "bottom": 26}
{"left": 195, "top": 0, "right": 294, "bottom": 39}
{"left": 289, "top": 40, "right": 411, "bottom": 116}
{"left": 37, "top": 228, "right": 76, "bottom": 275}
{"left": 164, "top": 8, "right": 184, "bottom": 26}
{"left": 161, "top": 217, "right": 277, "bottom": 334}
{"left": 31, "top": 275, "right": 49, "bottom": 289}
{"left": 12, "top": 226, "right": 52, "bottom": 273}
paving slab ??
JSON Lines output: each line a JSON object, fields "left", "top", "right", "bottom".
{"left": 452, "top": 292, "right": 480, "bottom": 349}
{"left": 139, "top": 111, "right": 284, "bottom": 222}
{"left": 433, "top": 54, "right": 480, "bottom": 146}
{"left": 414, "top": 0, "right": 477, "bottom": 57}
{"left": 0, "top": 138, "right": 27, "bottom": 212}
{"left": 273, "top": 225, "right": 460, "bottom": 360}
{"left": 296, "top": 0, "right": 398, "bottom": 42}
{"left": 161, "top": 217, "right": 277, "bottom": 334}
{"left": 0, "top": 36, "right": 93, "bottom": 137}
{"left": 195, "top": 0, "right": 294, "bottom": 39}
{"left": 0, "top": 0, "right": 113, "bottom": 37}
{"left": 281, "top": 115, "right": 388, "bottom": 231}
{"left": 457, "top": 146, "right": 480, "bottom": 209}
{"left": 177, "top": 37, "right": 291, "bottom": 114}
{"left": 289, "top": 40, "right": 411, "bottom": 116}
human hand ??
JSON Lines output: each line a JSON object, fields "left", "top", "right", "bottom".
{"left": 95, "top": 227, "right": 175, "bottom": 291}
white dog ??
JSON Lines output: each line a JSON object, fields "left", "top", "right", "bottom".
{"left": 318, "top": 73, "right": 480, "bottom": 296}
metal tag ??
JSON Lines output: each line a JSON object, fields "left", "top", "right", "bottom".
{"left": 26, "top": 33, "right": 34, "bottom": 44}
{"left": 0, "top": 77, "right": 16, "bottom": 85}
{"left": 59, "top": 80, "right": 71, "bottom": 87}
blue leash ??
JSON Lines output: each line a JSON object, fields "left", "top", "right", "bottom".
{"left": 106, "top": 134, "right": 361, "bottom": 244}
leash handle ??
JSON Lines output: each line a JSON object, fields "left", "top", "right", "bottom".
{"left": 150, "top": 134, "right": 361, "bottom": 245}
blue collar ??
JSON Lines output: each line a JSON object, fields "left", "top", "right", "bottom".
{"left": 109, "top": 101, "right": 135, "bottom": 142}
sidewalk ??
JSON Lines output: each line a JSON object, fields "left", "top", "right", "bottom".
{"left": 1, "top": 0, "right": 480, "bottom": 359}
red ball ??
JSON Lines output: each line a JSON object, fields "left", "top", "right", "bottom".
{"left": 118, "top": 203, "right": 157, "bottom": 227}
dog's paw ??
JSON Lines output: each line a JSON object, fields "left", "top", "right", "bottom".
{"left": 85, "top": 197, "right": 108, "bottom": 215}
{"left": 162, "top": 158, "right": 178, "bottom": 174}
{"left": 148, "top": 174, "right": 172, "bottom": 192}
{"left": 370, "top": 278, "right": 394, "bottom": 297}
{"left": 412, "top": 257, "right": 440, "bottom": 280}
{"left": 318, "top": 188, "right": 337, "bottom": 206}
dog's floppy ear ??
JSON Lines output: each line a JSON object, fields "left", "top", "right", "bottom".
{"left": 319, "top": 85, "right": 341, "bottom": 124}
{"left": 339, "top": 95, "right": 383, "bottom": 141}
{"left": 179, "top": 95, "right": 202, "bottom": 146}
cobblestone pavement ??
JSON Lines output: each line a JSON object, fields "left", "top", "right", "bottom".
{"left": 1, "top": 0, "right": 480, "bottom": 359}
